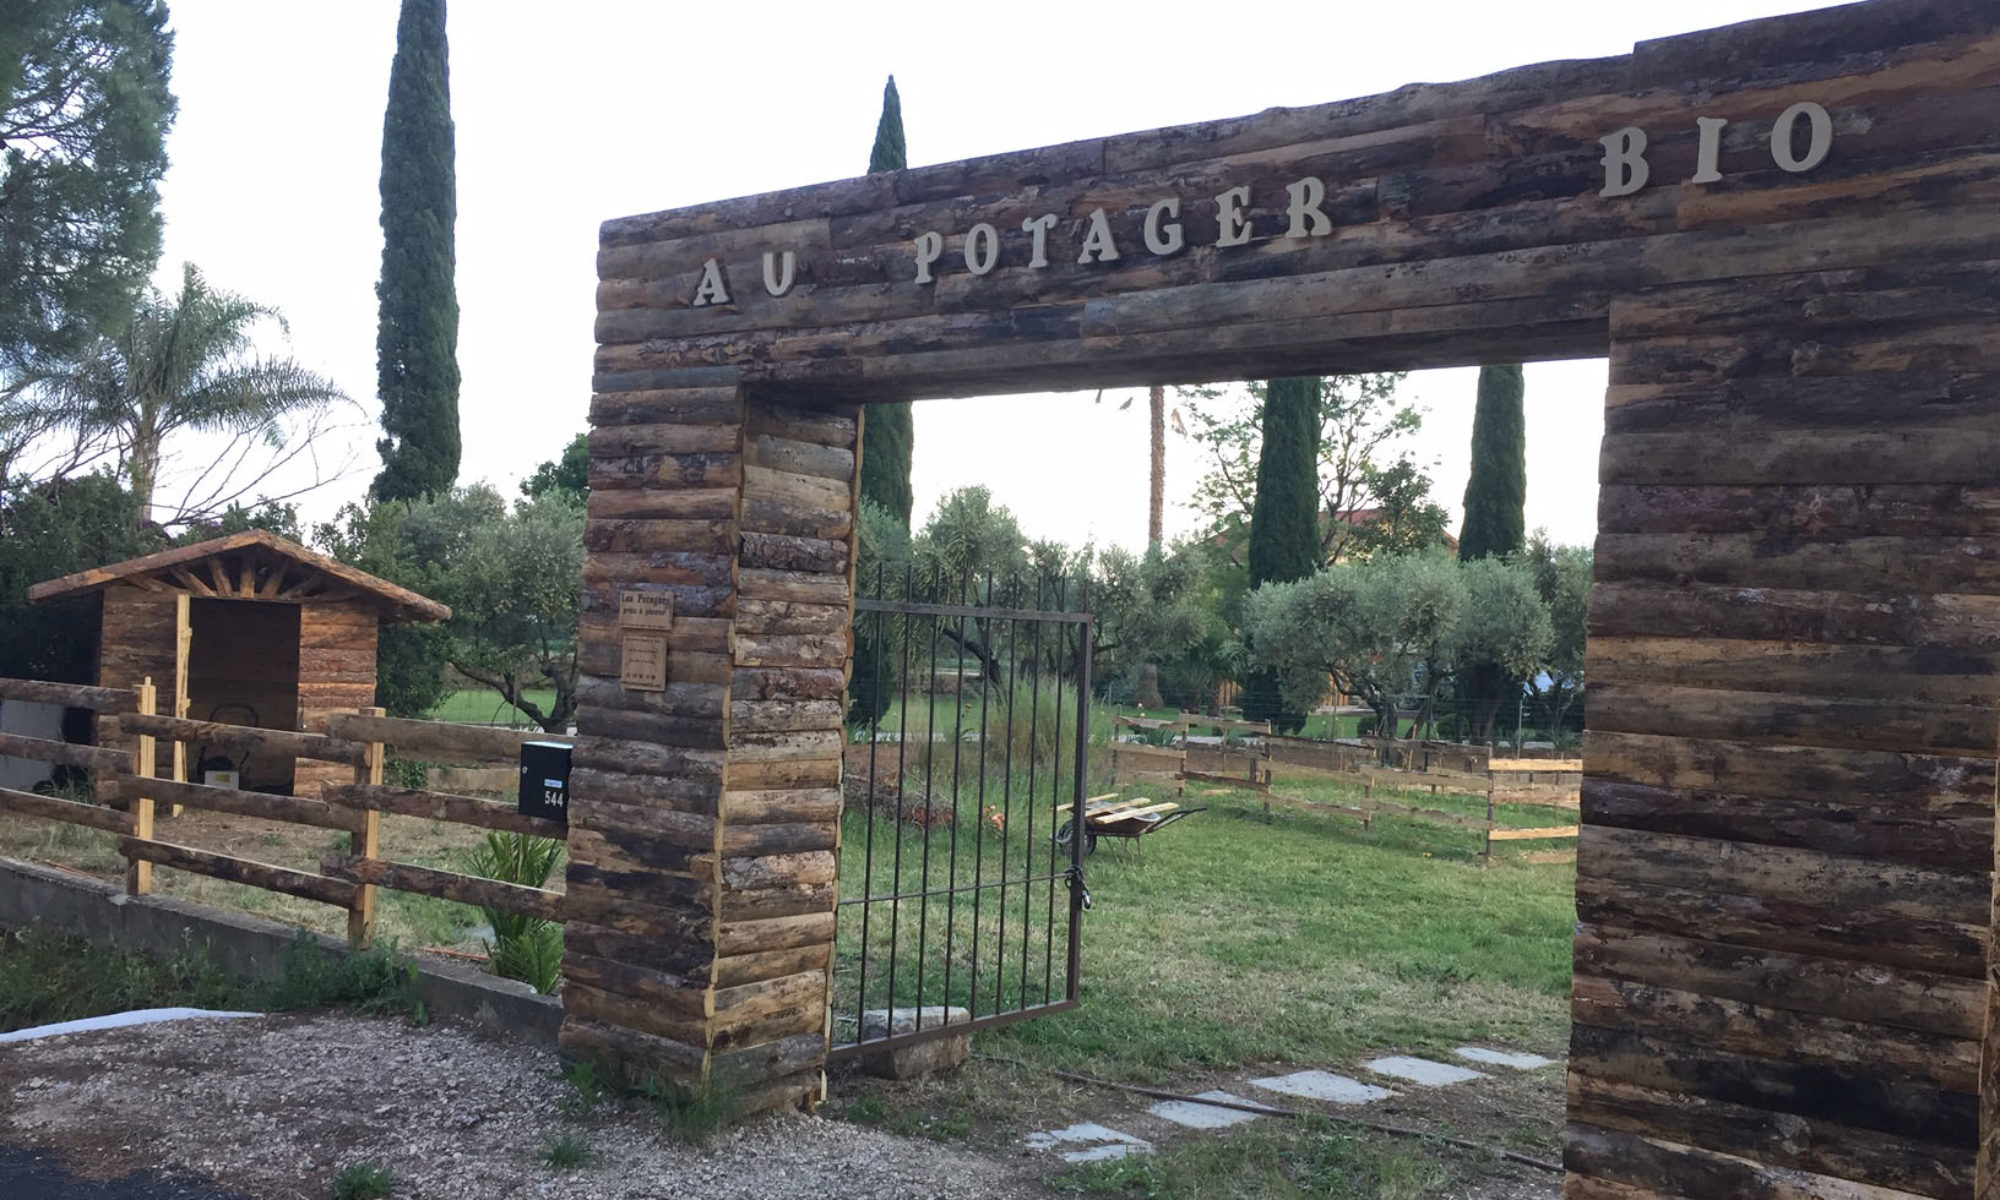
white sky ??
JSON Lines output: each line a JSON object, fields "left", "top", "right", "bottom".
{"left": 150, "top": 0, "right": 1832, "bottom": 549}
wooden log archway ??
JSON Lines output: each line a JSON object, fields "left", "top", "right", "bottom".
{"left": 567, "top": 1, "right": 2000, "bottom": 1193}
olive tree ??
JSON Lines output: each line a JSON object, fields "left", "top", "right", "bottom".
{"left": 1243, "top": 551, "right": 1552, "bottom": 741}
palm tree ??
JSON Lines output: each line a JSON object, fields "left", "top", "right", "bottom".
{"left": 26, "top": 263, "right": 348, "bottom": 520}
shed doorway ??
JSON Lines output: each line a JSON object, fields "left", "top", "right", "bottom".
{"left": 186, "top": 599, "right": 301, "bottom": 793}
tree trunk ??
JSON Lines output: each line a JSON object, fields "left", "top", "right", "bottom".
{"left": 1466, "top": 662, "right": 1505, "bottom": 743}
{"left": 128, "top": 427, "right": 161, "bottom": 522}
{"left": 1135, "top": 663, "right": 1164, "bottom": 709}
{"left": 1148, "top": 385, "right": 1165, "bottom": 550}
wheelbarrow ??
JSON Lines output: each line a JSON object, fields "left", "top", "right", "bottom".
{"left": 1054, "top": 793, "right": 1206, "bottom": 855}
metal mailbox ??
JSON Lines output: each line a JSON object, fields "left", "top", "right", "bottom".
{"left": 518, "top": 740, "right": 571, "bottom": 826}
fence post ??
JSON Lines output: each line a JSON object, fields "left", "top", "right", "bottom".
{"left": 170, "top": 593, "right": 190, "bottom": 817}
{"left": 347, "top": 705, "right": 386, "bottom": 950}
{"left": 127, "top": 678, "right": 157, "bottom": 896}
{"left": 1482, "top": 772, "right": 1497, "bottom": 861}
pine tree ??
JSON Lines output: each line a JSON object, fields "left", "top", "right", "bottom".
{"left": 858, "top": 76, "right": 913, "bottom": 529}
{"left": 370, "top": 0, "right": 460, "bottom": 502}
{"left": 1458, "top": 364, "right": 1526, "bottom": 561}
{"left": 1458, "top": 363, "right": 1528, "bottom": 741}
{"left": 1241, "top": 377, "right": 1322, "bottom": 731}
{"left": 0, "top": 0, "right": 176, "bottom": 380}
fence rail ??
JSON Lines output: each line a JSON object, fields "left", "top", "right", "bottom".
{"left": 0, "top": 784, "right": 132, "bottom": 834}
{"left": 322, "top": 783, "right": 565, "bottom": 839}
{"left": 1104, "top": 724, "right": 1582, "bottom": 860}
{"left": 0, "top": 677, "right": 139, "bottom": 713}
{"left": 0, "top": 674, "right": 572, "bottom": 950}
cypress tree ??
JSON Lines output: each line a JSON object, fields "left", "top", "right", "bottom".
{"left": 1241, "top": 377, "right": 1322, "bottom": 732}
{"left": 848, "top": 77, "right": 914, "bottom": 725}
{"left": 1458, "top": 363, "right": 1528, "bottom": 741}
{"left": 1457, "top": 364, "right": 1526, "bottom": 561}
{"left": 858, "top": 76, "right": 914, "bottom": 529}
{"left": 371, "top": 0, "right": 461, "bottom": 502}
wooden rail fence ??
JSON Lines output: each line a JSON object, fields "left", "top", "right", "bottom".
{"left": 1107, "top": 712, "right": 1275, "bottom": 798}
{"left": 0, "top": 675, "right": 573, "bottom": 949}
{"left": 1262, "top": 736, "right": 1580, "bottom": 860}
{"left": 1102, "top": 717, "right": 1582, "bottom": 861}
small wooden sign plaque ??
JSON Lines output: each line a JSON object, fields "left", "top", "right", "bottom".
{"left": 619, "top": 589, "right": 674, "bottom": 631}
{"left": 620, "top": 633, "right": 668, "bottom": 691}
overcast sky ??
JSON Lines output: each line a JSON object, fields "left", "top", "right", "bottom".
{"left": 149, "top": 0, "right": 1833, "bottom": 550}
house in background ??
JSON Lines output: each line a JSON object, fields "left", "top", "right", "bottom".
{"left": 28, "top": 530, "right": 448, "bottom": 797}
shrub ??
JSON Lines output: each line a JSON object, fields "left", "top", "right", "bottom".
{"left": 461, "top": 832, "right": 565, "bottom": 994}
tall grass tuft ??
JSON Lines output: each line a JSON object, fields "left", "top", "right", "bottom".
{"left": 997, "top": 677, "right": 1085, "bottom": 776}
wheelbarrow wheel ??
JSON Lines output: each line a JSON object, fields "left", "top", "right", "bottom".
{"left": 1054, "top": 819, "right": 1099, "bottom": 856}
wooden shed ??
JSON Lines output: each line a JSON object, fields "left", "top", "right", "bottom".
{"left": 27, "top": 530, "right": 449, "bottom": 797}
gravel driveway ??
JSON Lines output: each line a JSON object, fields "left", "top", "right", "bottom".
{"left": 0, "top": 1013, "right": 1048, "bottom": 1200}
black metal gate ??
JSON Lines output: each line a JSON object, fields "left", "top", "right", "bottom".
{"left": 830, "top": 569, "right": 1092, "bottom": 1059}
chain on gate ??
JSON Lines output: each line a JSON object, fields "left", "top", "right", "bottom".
{"left": 830, "top": 567, "right": 1092, "bottom": 1058}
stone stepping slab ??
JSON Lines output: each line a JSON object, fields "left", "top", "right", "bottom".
{"left": 1455, "top": 1046, "right": 1556, "bottom": 1070}
{"left": 1364, "top": 1055, "right": 1486, "bottom": 1086}
{"left": 1024, "top": 1122, "right": 1153, "bottom": 1163}
{"left": 1147, "top": 1090, "right": 1278, "bottom": 1130}
{"left": 1249, "top": 1069, "right": 1395, "bottom": 1105}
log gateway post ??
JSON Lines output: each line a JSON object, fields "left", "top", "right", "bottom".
{"left": 570, "top": 1, "right": 2000, "bottom": 1192}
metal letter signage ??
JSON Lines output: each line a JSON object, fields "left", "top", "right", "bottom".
{"left": 690, "top": 97, "right": 1839, "bottom": 309}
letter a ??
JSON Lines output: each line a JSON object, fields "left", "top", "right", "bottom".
{"left": 1599, "top": 127, "right": 1649, "bottom": 198}
{"left": 691, "top": 258, "right": 731, "bottom": 307}
{"left": 1077, "top": 208, "right": 1121, "bottom": 264}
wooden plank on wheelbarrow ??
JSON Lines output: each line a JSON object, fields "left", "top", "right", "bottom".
{"left": 1091, "top": 801, "right": 1180, "bottom": 824}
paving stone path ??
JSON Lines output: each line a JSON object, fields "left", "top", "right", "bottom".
{"left": 1023, "top": 1046, "right": 1558, "bottom": 1163}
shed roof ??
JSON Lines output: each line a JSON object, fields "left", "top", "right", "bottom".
{"left": 27, "top": 530, "right": 450, "bottom": 624}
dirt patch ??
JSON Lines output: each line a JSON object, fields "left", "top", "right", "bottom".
{"left": 0, "top": 1013, "right": 1050, "bottom": 1200}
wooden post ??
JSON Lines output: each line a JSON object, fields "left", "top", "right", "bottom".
{"left": 1981, "top": 708, "right": 2000, "bottom": 1199}
{"left": 1175, "top": 714, "right": 1188, "bottom": 799}
{"left": 346, "top": 705, "right": 386, "bottom": 950}
{"left": 1482, "top": 773, "right": 1496, "bottom": 861}
{"left": 127, "top": 678, "right": 157, "bottom": 896}
{"left": 169, "top": 593, "right": 190, "bottom": 817}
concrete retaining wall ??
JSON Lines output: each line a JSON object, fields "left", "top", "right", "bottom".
{"left": 0, "top": 857, "right": 562, "bottom": 1042}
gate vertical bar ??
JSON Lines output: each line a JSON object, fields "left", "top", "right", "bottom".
{"left": 1067, "top": 597, "right": 1091, "bottom": 1002}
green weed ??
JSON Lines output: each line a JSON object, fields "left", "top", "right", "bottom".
{"left": 637, "top": 1073, "right": 733, "bottom": 1144}
{"left": 539, "top": 1133, "right": 590, "bottom": 1169}
{"left": 557, "top": 1058, "right": 606, "bottom": 1119}
{"left": 332, "top": 1162, "right": 393, "bottom": 1200}
{"left": 260, "top": 934, "right": 422, "bottom": 1019}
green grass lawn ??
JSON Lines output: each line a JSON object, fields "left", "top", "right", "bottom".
{"left": 863, "top": 776, "right": 1575, "bottom": 1082}
{"left": 830, "top": 758, "right": 1575, "bottom": 1196}
{"left": 428, "top": 689, "right": 557, "bottom": 726}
